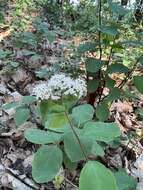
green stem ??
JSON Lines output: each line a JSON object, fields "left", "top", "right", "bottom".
{"left": 64, "top": 111, "right": 88, "bottom": 162}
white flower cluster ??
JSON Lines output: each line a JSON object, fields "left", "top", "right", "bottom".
{"left": 32, "top": 73, "right": 87, "bottom": 101}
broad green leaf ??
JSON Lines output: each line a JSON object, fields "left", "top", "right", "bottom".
{"left": 72, "top": 104, "right": 94, "bottom": 125}
{"left": 79, "top": 161, "right": 118, "bottom": 190}
{"left": 96, "top": 102, "right": 109, "bottom": 121}
{"left": 100, "top": 25, "right": 119, "bottom": 36}
{"left": 45, "top": 31, "right": 56, "bottom": 43}
{"left": 45, "top": 112, "right": 68, "bottom": 129}
{"left": 31, "top": 54, "right": 42, "bottom": 61}
{"left": 25, "top": 128, "right": 62, "bottom": 144}
{"left": 62, "top": 95, "right": 77, "bottom": 110}
{"left": 14, "top": 107, "right": 30, "bottom": 126}
{"left": 106, "top": 87, "right": 121, "bottom": 102}
{"left": 63, "top": 152, "right": 77, "bottom": 171}
{"left": 83, "top": 122, "right": 120, "bottom": 143}
{"left": 22, "top": 50, "right": 36, "bottom": 56}
{"left": 64, "top": 131, "right": 92, "bottom": 162}
{"left": 133, "top": 76, "right": 143, "bottom": 94}
{"left": 35, "top": 68, "right": 50, "bottom": 78}
{"left": 108, "top": 0, "right": 128, "bottom": 16}
{"left": 40, "top": 100, "right": 65, "bottom": 122}
{"left": 114, "top": 170, "right": 137, "bottom": 190}
{"left": 87, "top": 80, "right": 99, "bottom": 93}
{"left": 108, "top": 137, "right": 121, "bottom": 148}
{"left": 20, "top": 32, "right": 37, "bottom": 47}
{"left": 77, "top": 42, "right": 97, "bottom": 53}
{"left": 40, "top": 100, "right": 51, "bottom": 122}
{"left": 107, "top": 64, "right": 129, "bottom": 73}
{"left": 32, "top": 145, "right": 63, "bottom": 183}
{"left": 22, "top": 96, "right": 36, "bottom": 104}
{"left": 86, "top": 58, "right": 104, "bottom": 73}
{"left": 2, "top": 102, "right": 19, "bottom": 110}
{"left": 91, "top": 142, "right": 105, "bottom": 157}
{"left": 105, "top": 76, "right": 115, "bottom": 89}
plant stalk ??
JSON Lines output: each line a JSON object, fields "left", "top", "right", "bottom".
{"left": 64, "top": 111, "right": 88, "bottom": 161}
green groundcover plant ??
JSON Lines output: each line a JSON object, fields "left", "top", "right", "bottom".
{"left": 24, "top": 74, "right": 121, "bottom": 189}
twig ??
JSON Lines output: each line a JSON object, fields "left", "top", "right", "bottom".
{"left": 118, "top": 58, "right": 140, "bottom": 89}
{"left": 64, "top": 177, "right": 78, "bottom": 189}
{"left": 6, "top": 168, "right": 39, "bottom": 190}
{"left": 64, "top": 111, "right": 88, "bottom": 162}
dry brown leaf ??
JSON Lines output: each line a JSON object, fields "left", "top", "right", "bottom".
{"left": 111, "top": 100, "right": 133, "bottom": 113}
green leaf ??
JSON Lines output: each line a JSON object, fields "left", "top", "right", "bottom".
{"left": 45, "top": 112, "right": 68, "bottom": 129}
{"left": 79, "top": 161, "right": 118, "bottom": 190}
{"left": 39, "top": 100, "right": 50, "bottom": 122}
{"left": 86, "top": 58, "right": 104, "bottom": 73}
{"left": 14, "top": 107, "right": 30, "bottom": 126}
{"left": 108, "top": 0, "right": 128, "bottom": 16}
{"left": 25, "top": 128, "right": 62, "bottom": 144}
{"left": 22, "top": 96, "right": 36, "bottom": 104}
{"left": 109, "top": 137, "right": 121, "bottom": 148}
{"left": 105, "top": 76, "right": 115, "bottom": 89}
{"left": 133, "top": 76, "right": 143, "bottom": 94}
{"left": 2, "top": 102, "right": 19, "bottom": 110}
{"left": 31, "top": 54, "right": 42, "bottom": 61}
{"left": 114, "top": 170, "right": 137, "bottom": 190}
{"left": 35, "top": 68, "right": 50, "bottom": 78}
{"left": 22, "top": 50, "right": 36, "bottom": 56}
{"left": 107, "top": 64, "right": 129, "bottom": 73}
{"left": 46, "top": 31, "right": 56, "bottom": 43}
{"left": 83, "top": 122, "right": 120, "bottom": 143}
{"left": 100, "top": 25, "right": 119, "bottom": 36}
{"left": 19, "top": 32, "right": 37, "bottom": 47}
{"left": 96, "top": 102, "right": 109, "bottom": 121}
{"left": 37, "top": 24, "right": 56, "bottom": 42}
{"left": 64, "top": 130, "right": 92, "bottom": 162}
{"left": 72, "top": 104, "right": 94, "bottom": 125}
{"left": 87, "top": 80, "right": 99, "bottom": 93}
{"left": 91, "top": 142, "right": 105, "bottom": 157}
{"left": 62, "top": 95, "right": 77, "bottom": 110}
{"left": 40, "top": 100, "right": 65, "bottom": 123}
{"left": 77, "top": 42, "right": 97, "bottom": 53}
{"left": 106, "top": 87, "right": 121, "bottom": 102}
{"left": 32, "top": 145, "right": 63, "bottom": 183}
{"left": 63, "top": 152, "right": 77, "bottom": 171}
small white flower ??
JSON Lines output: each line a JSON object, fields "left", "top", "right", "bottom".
{"left": 32, "top": 73, "right": 87, "bottom": 101}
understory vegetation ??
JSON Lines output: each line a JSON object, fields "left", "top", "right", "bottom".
{"left": 0, "top": 0, "right": 143, "bottom": 189}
